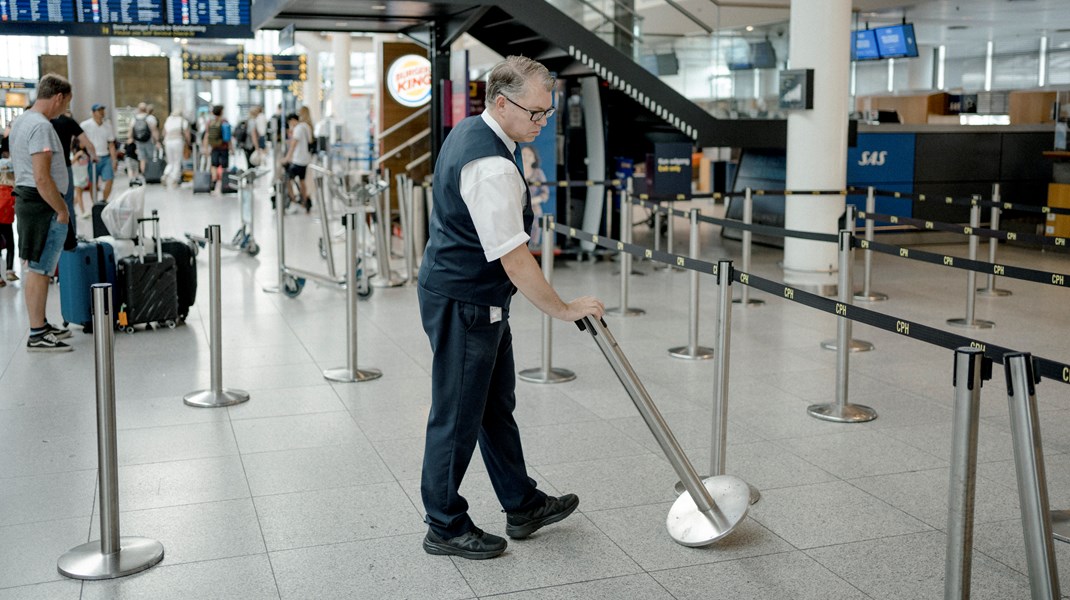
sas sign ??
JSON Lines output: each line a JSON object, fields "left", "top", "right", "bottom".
{"left": 387, "top": 54, "right": 432, "bottom": 108}
{"left": 857, "top": 150, "right": 887, "bottom": 166}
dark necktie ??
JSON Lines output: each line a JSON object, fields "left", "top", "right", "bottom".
{"left": 513, "top": 146, "right": 525, "bottom": 179}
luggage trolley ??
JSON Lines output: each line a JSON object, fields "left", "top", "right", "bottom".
{"left": 186, "top": 168, "right": 265, "bottom": 256}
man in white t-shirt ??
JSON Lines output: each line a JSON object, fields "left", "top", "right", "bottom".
{"left": 281, "top": 112, "right": 313, "bottom": 212}
{"left": 79, "top": 104, "right": 118, "bottom": 200}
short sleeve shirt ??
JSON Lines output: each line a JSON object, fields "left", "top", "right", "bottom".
{"left": 290, "top": 122, "right": 312, "bottom": 166}
{"left": 10, "top": 110, "right": 68, "bottom": 195}
{"left": 81, "top": 118, "right": 116, "bottom": 154}
{"left": 460, "top": 111, "right": 528, "bottom": 262}
{"left": 50, "top": 114, "right": 83, "bottom": 166}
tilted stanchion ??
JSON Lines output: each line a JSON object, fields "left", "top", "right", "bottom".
{"left": 821, "top": 205, "right": 874, "bottom": 352}
{"left": 978, "top": 183, "right": 1011, "bottom": 297}
{"left": 807, "top": 230, "right": 878, "bottom": 423}
{"left": 58, "top": 284, "right": 165, "bottom": 579}
{"left": 519, "top": 215, "right": 576, "bottom": 384}
{"left": 324, "top": 212, "right": 382, "bottom": 383}
{"left": 669, "top": 208, "right": 714, "bottom": 359}
{"left": 733, "top": 187, "right": 764, "bottom": 306}
{"left": 372, "top": 168, "right": 405, "bottom": 288}
{"left": 947, "top": 202, "right": 995, "bottom": 329}
{"left": 1005, "top": 353, "right": 1062, "bottom": 600}
{"left": 185, "top": 225, "right": 250, "bottom": 408}
{"left": 262, "top": 175, "right": 289, "bottom": 294}
{"left": 607, "top": 178, "right": 644, "bottom": 316}
{"left": 578, "top": 316, "right": 750, "bottom": 546}
{"left": 853, "top": 186, "right": 888, "bottom": 302}
{"left": 945, "top": 347, "right": 988, "bottom": 600}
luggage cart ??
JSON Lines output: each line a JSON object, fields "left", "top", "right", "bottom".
{"left": 186, "top": 168, "right": 266, "bottom": 256}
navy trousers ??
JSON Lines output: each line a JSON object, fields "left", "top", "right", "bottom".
{"left": 417, "top": 285, "right": 545, "bottom": 538}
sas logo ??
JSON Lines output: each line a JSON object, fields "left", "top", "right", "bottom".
{"left": 386, "top": 54, "right": 432, "bottom": 108}
{"left": 857, "top": 150, "right": 888, "bottom": 166}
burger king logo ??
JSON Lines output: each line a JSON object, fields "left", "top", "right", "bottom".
{"left": 387, "top": 54, "right": 432, "bottom": 108}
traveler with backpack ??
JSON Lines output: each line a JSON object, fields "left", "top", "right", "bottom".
{"left": 126, "top": 102, "right": 159, "bottom": 178}
{"left": 200, "top": 105, "right": 231, "bottom": 195}
{"left": 235, "top": 106, "right": 262, "bottom": 168}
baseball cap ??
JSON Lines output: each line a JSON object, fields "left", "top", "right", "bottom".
{"left": 91, "top": 104, "right": 106, "bottom": 111}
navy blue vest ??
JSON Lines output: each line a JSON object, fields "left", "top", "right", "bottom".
{"left": 419, "top": 115, "right": 533, "bottom": 306}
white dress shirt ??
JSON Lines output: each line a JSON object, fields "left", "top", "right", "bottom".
{"left": 461, "top": 111, "right": 529, "bottom": 262}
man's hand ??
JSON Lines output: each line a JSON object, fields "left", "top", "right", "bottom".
{"left": 559, "top": 296, "right": 605, "bottom": 322}
{"left": 55, "top": 209, "right": 70, "bottom": 225}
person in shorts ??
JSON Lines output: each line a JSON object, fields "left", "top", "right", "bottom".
{"left": 9, "top": 73, "right": 75, "bottom": 352}
{"left": 201, "top": 105, "right": 230, "bottom": 194}
{"left": 80, "top": 103, "right": 118, "bottom": 200}
{"left": 280, "top": 112, "right": 312, "bottom": 212}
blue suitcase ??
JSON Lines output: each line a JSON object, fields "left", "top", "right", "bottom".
{"left": 59, "top": 241, "right": 117, "bottom": 332}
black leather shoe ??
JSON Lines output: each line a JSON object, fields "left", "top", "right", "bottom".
{"left": 506, "top": 494, "right": 579, "bottom": 539}
{"left": 422, "top": 527, "right": 506, "bottom": 560}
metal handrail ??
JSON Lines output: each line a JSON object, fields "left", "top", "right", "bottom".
{"left": 375, "top": 128, "right": 431, "bottom": 166}
{"left": 376, "top": 106, "right": 430, "bottom": 142}
{"left": 664, "top": 0, "right": 713, "bottom": 34}
{"left": 574, "top": 0, "right": 640, "bottom": 41}
{"left": 405, "top": 152, "right": 431, "bottom": 172}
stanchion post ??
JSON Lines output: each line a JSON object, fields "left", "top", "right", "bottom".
{"left": 1005, "top": 353, "right": 1062, "bottom": 600}
{"left": 733, "top": 187, "right": 763, "bottom": 305}
{"left": 262, "top": 176, "right": 288, "bottom": 293}
{"left": 807, "top": 230, "right": 877, "bottom": 423}
{"left": 653, "top": 204, "right": 666, "bottom": 271}
{"left": 607, "top": 178, "right": 644, "bottom": 316}
{"left": 947, "top": 202, "right": 995, "bottom": 329}
{"left": 979, "top": 183, "right": 1011, "bottom": 297}
{"left": 669, "top": 208, "right": 714, "bottom": 359}
{"left": 945, "top": 347, "right": 986, "bottom": 600}
{"left": 372, "top": 168, "right": 405, "bottom": 288}
{"left": 185, "top": 225, "right": 251, "bottom": 408}
{"left": 666, "top": 186, "right": 678, "bottom": 271}
{"left": 397, "top": 174, "right": 416, "bottom": 284}
{"left": 325, "top": 212, "right": 382, "bottom": 383}
{"left": 520, "top": 215, "right": 576, "bottom": 384}
{"left": 58, "top": 284, "right": 164, "bottom": 580}
{"left": 821, "top": 205, "right": 873, "bottom": 352}
{"left": 605, "top": 186, "right": 613, "bottom": 244}
{"left": 854, "top": 186, "right": 888, "bottom": 302}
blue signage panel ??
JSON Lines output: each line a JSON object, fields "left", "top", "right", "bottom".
{"left": 852, "top": 30, "right": 879, "bottom": 61}
{"left": 2, "top": 0, "right": 251, "bottom": 36}
{"left": 847, "top": 132, "right": 916, "bottom": 220}
{"left": 653, "top": 142, "right": 693, "bottom": 197}
{"left": 171, "top": 0, "right": 247, "bottom": 26}
{"left": 2, "top": 0, "right": 75, "bottom": 23}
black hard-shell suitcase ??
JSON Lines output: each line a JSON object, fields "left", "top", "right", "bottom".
{"left": 193, "top": 155, "right": 212, "bottom": 194}
{"left": 92, "top": 201, "right": 109, "bottom": 238}
{"left": 116, "top": 212, "right": 179, "bottom": 330}
{"left": 160, "top": 237, "right": 197, "bottom": 320}
{"left": 143, "top": 149, "right": 165, "bottom": 184}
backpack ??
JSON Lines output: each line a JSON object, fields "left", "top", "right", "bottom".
{"left": 234, "top": 120, "right": 251, "bottom": 150}
{"left": 131, "top": 116, "right": 151, "bottom": 142}
{"left": 207, "top": 121, "right": 225, "bottom": 149}
{"left": 221, "top": 121, "right": 232, "bottom": 143}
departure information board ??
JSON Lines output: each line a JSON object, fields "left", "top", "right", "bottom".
{"left": 182, "top": 50, "right": 306, "bottom": 81}
{"left": 0, "top": 0, "right": 250, "bottom": 37}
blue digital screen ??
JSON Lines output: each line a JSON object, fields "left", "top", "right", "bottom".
{"left": 170, "top": 0, "right": 248, "bottom": 26}
{"left": 1, "top": 0, "right": 75, "bottom": 23}
{"left": 852, "top": 30, "right": 880, "bottom": 61}
{"left": 874, "top": 23, "right": 918, "bottom": 59}
{"left": 2, "top": 0, "right": 251, "bottom": 36}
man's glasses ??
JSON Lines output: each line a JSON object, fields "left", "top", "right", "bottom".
{"left": 503, "top": 95, "right": 556, "bottom": 122}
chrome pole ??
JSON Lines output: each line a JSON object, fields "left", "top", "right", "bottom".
{"left": 185, "top": 225, "right": 250, "bottom": 408}
{"left": 262, "top": 176, "right": 288, "bottom": 294}
{"left": 605, "top": 186, "right": 613, "bottom": 244}
{"left": 854, "top": 186, "right": 888, "bottom": 302}
{"left": 520, "top": 215, "right": 576, "bottom": 384}
{"left": 58, "top": 285, "right": 164, "bottom": 580}
{"left": 669, "top": 208, "right": 713, "bottom": 359}
{"left": 607, "top": 178, "right": 644, "bottom": 316}
{"left": 979, "top": 183, "right": 1011, "bottom": 297}
{"left": 734, "top": 187, "right": 763, "bottom": 305}
{"left": 396, "top": 174, "right": 415, "bottom": 285}
{"left": 822, "top": 205, "right": 873, "bottom": 352}
{"left": 807, "top": 230, "right": 877, "bottom": 423}
{"left": 372, "top": 168, "right": 404, "bottom": 287}
{"left": 948, "top": 203, "right": 994, "bottom": 329}
{"left": 325, "top": 212, "right": 383, "bottom": 383}
{"left": 653, "top": 204, "right": 666, "bottom": 271}
{"left": 318, "top": 170, "right": 338, "bottom": 279}
{"left": 945, "top": 347, "right": 985, "bottom": 600}
{"left": 1005, "top": 353, "right": 1062, "bottom": 600}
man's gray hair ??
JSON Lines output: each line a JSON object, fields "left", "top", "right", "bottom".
{"left": 486, "top": 56, "right": 554, "bottom": 104}
{"left": 36, "top": 73, "right": 71, "bottom": 100}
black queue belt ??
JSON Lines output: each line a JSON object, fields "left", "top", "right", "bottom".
{"left": 851, "top": 185, "right": 1070, "bottom": 218}
{"left": 752, "top": 189, "right": 849, "bottom": 196}
{"left": 858, "top": 210, "right": 1070, "bottom": 249}
{"left": 549, "top": 221, "right": 1070, "bottom": 386}
{"left": 859, "top": 238, "right": 1070, "bottom": 289}
{"left": 629, "top": 197, "right": 839, "bottom": 244}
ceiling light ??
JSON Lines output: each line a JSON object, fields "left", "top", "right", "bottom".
{"left": 745, "top": 25, "right": 754, "bottom": 32}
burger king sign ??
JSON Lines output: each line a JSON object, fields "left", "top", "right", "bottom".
{"left": 387, "top": 54, "right": 432, "bottom": 108}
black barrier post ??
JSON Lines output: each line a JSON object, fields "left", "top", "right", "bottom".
{"left": 948, "top": 202, "right": 995, "bottom": 329}
{"left": 945, "top": 347, "right": 986, "bottom": 600}
{"left": 1005, "top": 353, "right": 1062, "bottom": 599}
{"left": 978, "top": 183, "right": 1012, "bottom": 297}
{"left": 519, "top": 215, "right": 576, "bottom": 384}
{"left": 854, "top": 186, "right": 888, "bottom": 302}
{"left": 807, "top": 230, "right": 878, "bottom": 423}
{"left": 821, "top": 205, "right": 874, "bottom": 353}
{"left": 669, "top": 208, "right": 714, "bottom": 360}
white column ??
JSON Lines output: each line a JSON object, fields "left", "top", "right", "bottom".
{"left": 303, "top": 50, "right": 321, "bottom": 125}
{"left": 783, "top": 0, "right": 851, "bottom": 291}
{"left": 67, "top": 37, "right": 116, "bottom": 123}
{"left": 331, "top": 33, "right": 351, "bottom": 122}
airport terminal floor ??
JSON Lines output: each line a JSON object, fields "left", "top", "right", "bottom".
{"left": 3, "top": 168, "right": 1070, "bottom": 599}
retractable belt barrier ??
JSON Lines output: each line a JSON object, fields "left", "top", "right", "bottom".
{"left": 858, "top": 210, "right": 1070, "bottom": 249}
{"left": 853, "top": 185, "right": 1070, "bottom": 218}
{"left": 549, "top": 222, "right": 1070, "bottom": 386}
{"left": 630, "top": 197, "right": 839, "bottom": 244}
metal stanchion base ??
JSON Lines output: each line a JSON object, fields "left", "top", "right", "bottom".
{"left": 806, "top": 402, "right": 878, "bottom": 423}
{"left": 371, "top": 273, "right": 406, "bottom": 288}
{"left": 668, "top": 346, "right": 715, "bottom": 360}
{"left": 612, "top": 269, "right": 645, "bottom": 276}
{"left": 853, "top": 291, "right": 889, "bottom": 302}
{"left": 667, "top": 475, "right": 751, "bottom": 547}
{"left": 946, "top": 318, "right": 995, "bottom": 329}
{"left": 183, "top": 388, "right": 250, "bottom": 408}
{"left": 606, "top": 307, "right": 645, "bottom": 317}
{"left": 323, "top": 367, "right": 383, "bottom": 383}
{"left": 820, "top": 338, "right": 875, "bottom": 352}
{"left": 732, "top": 298, "right": 765, "bottom": 306}
{"left": 976, "top": 287, "right": 1012, "bottom": 297}
{"left": 674, "top": 478, "right": 761, "bottom": 505}
{"left": 1051, "top": 510, "right": 1070, "bottom": 543}
{"left": 57, "top": 537, "right": 164, "bottom": 580}
{"left": 262, "top": 285, "right": 281, "bottom": 294}
{"left": 518, "top": 367, "right": 576, "bottom": 384}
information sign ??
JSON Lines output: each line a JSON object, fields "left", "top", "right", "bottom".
{"left": 1, "top": 0, "right": 250, "bottom": 37}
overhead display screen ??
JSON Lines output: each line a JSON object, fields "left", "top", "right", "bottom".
{"left": 0, "top": 0, "right": 250, "bottom": 37}
{"left": 851, "top": 30, "right": 880, "bottom": 61}
{"left": 874, "top": 23, "right": 918, "bottom": 59}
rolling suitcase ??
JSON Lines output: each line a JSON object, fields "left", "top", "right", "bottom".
{"left": 221, "top": 168, "right": 238, "bottom": 194}
{"left": 193, "top": 155, "right": 212, "bottom": 194}
{"left": 59, "top": 240, "right": 117, "bottom": 332}
{"left": 143, "top": 148, "right": 165, "bottom": 184}
{"left": 92, "top": 201, "right": 110, "bottom": 238}
{"left": 160, "top": 237, "right": 198, "bottom": 320}
{"left": 116, "top": 212, "right": 179, "bottom": 331}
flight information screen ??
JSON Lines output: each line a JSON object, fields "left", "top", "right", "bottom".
{"left": 1, "top": 0, "right": 250, "bottom": 37}
{"left": 1, "top": 0, "right": 76, "bottom": 23}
